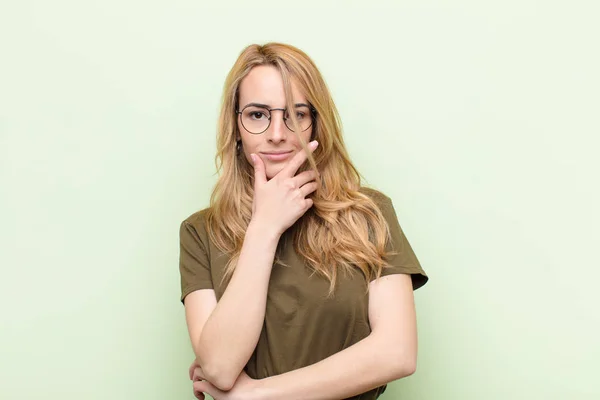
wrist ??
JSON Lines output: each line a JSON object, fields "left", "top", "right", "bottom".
{"left": 247, "top": 219, "right": 282, "bottom": 243}
{"left": 249, "top": 377, "right": 275, "bottom": 400}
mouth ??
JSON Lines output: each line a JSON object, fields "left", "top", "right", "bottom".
{"left": 259, "top": 150, "right": 294, "bottom": 162}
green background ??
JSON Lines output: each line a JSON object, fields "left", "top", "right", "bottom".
{"left": 1, "top": 1, "right": 598, "bottom": 399}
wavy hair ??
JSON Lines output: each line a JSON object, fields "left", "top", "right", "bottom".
{"left": 205, "top": 42, "right": 392, "bottom": 294}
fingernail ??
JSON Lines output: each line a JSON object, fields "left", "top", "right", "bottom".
{"left": 310, "top": 140, "right": 319, "bottom": 149}
{"left": 250, "top": 154, "right": 256, "bottom": 164}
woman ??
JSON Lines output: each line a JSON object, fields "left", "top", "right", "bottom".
{"left": 179, "top": 42, "right": 428, "bottom": 400}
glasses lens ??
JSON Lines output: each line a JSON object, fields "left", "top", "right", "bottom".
{"left": 284, "top": 105, "right": 313, "bottom": 132}
{"left": 241, "top": 106, "right": 270, "bottom": 134}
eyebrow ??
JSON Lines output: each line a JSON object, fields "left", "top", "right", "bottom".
{"left": 242, "top": 102, "right": 310, "bottom": 109}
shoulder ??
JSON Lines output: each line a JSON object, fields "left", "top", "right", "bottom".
{"left": 358, "top": 187, "right": 402, "bottom": 227}
{"left": 182, "top": 207, "right": 210, "bottom": 227}
{"left": 358, "top": 187, "right": 393, "bottom": 208}
{"left": 180, "top": 207, "right": 212, "bottom": 240}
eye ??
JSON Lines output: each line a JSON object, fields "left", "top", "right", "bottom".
{"left": 296, "top": 111, "right": 306, "bottom": 120}
{"left": 250, "top": 111, "right": 267, "bottom": 120}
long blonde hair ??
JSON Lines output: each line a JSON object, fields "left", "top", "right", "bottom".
{"left": 206, "top": 42, "right": 392, "bottom": 294}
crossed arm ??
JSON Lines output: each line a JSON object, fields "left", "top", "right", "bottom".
{"left": 185, "top": 271, "right": 418, "bottom": 400}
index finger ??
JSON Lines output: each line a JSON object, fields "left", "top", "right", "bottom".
{"left": 188, "top": 360, "right": 196, "bottom": 380}
{"left": 279, "top": 140, "right": 318, "bottom": 178}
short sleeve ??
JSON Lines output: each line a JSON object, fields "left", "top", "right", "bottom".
{"left": 179, "top": 217, "right": 213, "bottom": 303}
{"left": 377, "top": 195, "right": 429, "bottom": 290}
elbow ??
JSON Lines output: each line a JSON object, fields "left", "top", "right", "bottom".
{"left": 200, "top": 360, "right": 240, "bottom": 391}
{"left": 388, "top": 349, "right": 417, "bottom": 379}
{"left": 196, "top": 346, "right": 241, "bottom": 391}
{"left": 398, "top": 358, "right": 417, "bottom": 378}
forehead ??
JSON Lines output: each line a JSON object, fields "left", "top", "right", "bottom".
{"left": 238, "top": 65, "right": 306, "bottom": 108}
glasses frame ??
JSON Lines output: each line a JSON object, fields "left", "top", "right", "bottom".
{"left": 235, "top": 103, "right": 317, "bottom": 135}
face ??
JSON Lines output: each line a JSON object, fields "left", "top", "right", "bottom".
{"left": 237, "top": 65, "right": 313, "bottom": 179}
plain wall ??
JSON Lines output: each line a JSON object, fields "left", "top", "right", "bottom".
{"left": 1, "top": 1, "right": 598, "bottom": 399}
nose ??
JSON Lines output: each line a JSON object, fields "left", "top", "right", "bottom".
{"left": 266, "top": 110, "right": 287, "bottom": 143}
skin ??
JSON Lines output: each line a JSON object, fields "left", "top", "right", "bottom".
{"left": 237, "top": 65, "right": 314, "bottom": 180}
{"left": 189, "top": 274, "right": 417, "bottom": 400}
{"left": 184, "top": 65, "right": 418, "bottom": 400}
{"left": 183, "top": 64, "right": 320, "bottom": 394}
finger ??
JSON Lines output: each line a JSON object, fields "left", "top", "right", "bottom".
{"left": 299, "top": 181, "right": 319, "bottom": 198}
{"left": 304, "top": 198, "right": 314, "bottom": 210}
{"left": 194, "top": 381, "right": 220, "bottom": 399}
{"left": 188, "top": 361, "right": 197, "bottom": 380}
{"left": 292, "top": 170, "right": 319, "bottom": 188}
{"left": 280, "top": 140, "right": 318, "bottom": 178}
{"left": 192, "top": 389, "right": 205, "bottom": 400}
{"left": 251, "top": 153, "right": 267, "bottom": 185}
{"left": 192, "top": 367, "right": 205, "bottom": 382}
{"left": 193, "top": 381, "right": 207, "bottom": 397}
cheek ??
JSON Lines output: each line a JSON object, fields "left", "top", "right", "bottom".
{"left": 293, "top": 129, "right": 314, "bottom": 147}
{"left": 241, "top": 149, "right": 253, "bottom": 165}
{"left": 306, "top": 124, "right": 316, "bottom": 141}
{"left": 239, "top": 132, "right": 259, "bottom": 154}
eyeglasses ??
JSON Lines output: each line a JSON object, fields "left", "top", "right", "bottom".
{"left": 236, "top": 103, "right": 316, "bottom": 135}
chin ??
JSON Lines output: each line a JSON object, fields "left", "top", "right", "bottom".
{"left": 265, "top": 165, "right": 284, "bottom": 180}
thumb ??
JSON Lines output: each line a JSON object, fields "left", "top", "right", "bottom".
{"left": 194, "top": 381, "right": 219, "bottom": 399}
{"left": 251, "top": 154, "right": 267, "bottom": 185}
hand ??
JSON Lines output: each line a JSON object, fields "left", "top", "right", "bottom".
{"left": 189, "top": 359, "right": 206, "bottom": 400}
{"left": 193, "top": 370, "right": 260, "bottom": 400}
{"left": 250, "top": 140, "right": 320, "bottom": 237}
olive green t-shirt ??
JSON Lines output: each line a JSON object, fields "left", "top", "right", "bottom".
{"left": 179, "top": 189, "right": 428, "bottom": 400}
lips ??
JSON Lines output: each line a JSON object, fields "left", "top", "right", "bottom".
{"left": 260, "top": 150, "right": 293, "bottom": 162}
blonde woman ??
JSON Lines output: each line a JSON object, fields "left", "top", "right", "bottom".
{"left": 179, "top": 43, "right": 428, "bottom": 400}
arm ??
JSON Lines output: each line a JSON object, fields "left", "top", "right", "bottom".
{"left": 193, "top": 273, "right": 418, "bottom": 400}
{"left": 185, "top": 144, "right": 320, "bottom": 391}
{"left": 257, "top": 273, "right": 417, "bottom": 399}
{"left": 186, "top": 222, "right": 279, "bottom": 390}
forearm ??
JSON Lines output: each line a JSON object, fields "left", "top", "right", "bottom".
{"left": 255, "top": 333, "right": 415, "bottom": 400}
{"left": 197, "top": 221, "right": 279, "bottom": 389}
